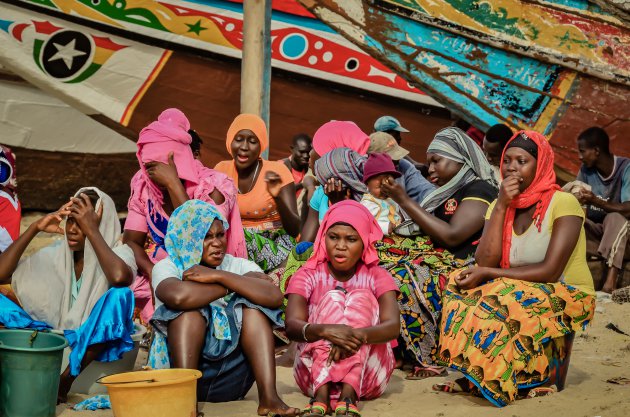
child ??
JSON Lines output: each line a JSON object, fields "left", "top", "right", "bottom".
{"left": 360, "top": 153, "right": 402, "bottom": 235}
{"left": 149, "top": 200, "right": 298, "bottom": 416}
{"left": 285, "top": 200, "right": 400, "bottom": 417}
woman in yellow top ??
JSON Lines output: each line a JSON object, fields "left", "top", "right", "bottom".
{"left": 434, "top": 131, "right": 595, "bottom": 407}
{"left": 215, "top": 114, "right": 300, "bottom": 272}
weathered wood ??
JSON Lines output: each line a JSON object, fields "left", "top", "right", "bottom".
{"left": 299, "top": 0, "right": 630, "bottom": 176}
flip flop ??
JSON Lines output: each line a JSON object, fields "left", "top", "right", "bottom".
{"left": 432, "top": 378, "right": 474, "bottom": 394}
{"left": 526, "top": 385, "right": 557, "bottom": 398}
{"left": 406, "top": 365, "right": 448, "bottom": 380}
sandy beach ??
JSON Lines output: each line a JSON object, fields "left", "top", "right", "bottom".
{"left": 53, "top": 300, "right": 630, "bottom": 417}
{"left": 15, "top": 213, "right": 630, "bottom": 417}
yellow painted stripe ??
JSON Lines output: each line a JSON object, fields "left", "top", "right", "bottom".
{"left": 120, "top": 50, "right": 172, "bottom": 126}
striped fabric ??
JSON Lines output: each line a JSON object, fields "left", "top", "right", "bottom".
{"left": 314, "top": 147, "right": 367, "bottom": 201}
{"left": 421, "top": 127, "right": 497, "bottom": 213}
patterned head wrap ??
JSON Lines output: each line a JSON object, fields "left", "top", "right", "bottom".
{"left": 420, "top": 127, "right": 498, "bottom": 212}
{"left": 164, "top": 200, "right": 232, "bottom": 340}
{"left": 314, "top": 148, "right": 367, "bottom": 201}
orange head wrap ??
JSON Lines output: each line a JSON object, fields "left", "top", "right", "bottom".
{"left": 225, "top": 114, "right": 269, "bottom": 156}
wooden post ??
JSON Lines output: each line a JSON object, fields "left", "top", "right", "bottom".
{"left": 241, "top": 0, "right": 272, "bottom": 159}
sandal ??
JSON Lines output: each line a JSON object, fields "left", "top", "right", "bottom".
{"left": 334, "top": 398, "right": 360, "bottom": 416}
{"left": 432, "top": 377, "right": 474, "bottom": 394}
{"left": 302, "top": 399, "right": 329, "bottom": 417}
{"left": 406, "top": 365, "right": 448, "bottom": 380}
{"left": 526, "top": 385, "right": 557, "bottom": 398}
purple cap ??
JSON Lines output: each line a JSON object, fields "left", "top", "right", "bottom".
{"left": 363, "top": 152, "right": 402, "bottom": 183}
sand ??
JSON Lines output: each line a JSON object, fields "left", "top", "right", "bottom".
{"left": 16, "top": 213, "right": 630, "bottom": 417}
{"left": 54, "top": 300, "right": 630, "bottom": 417}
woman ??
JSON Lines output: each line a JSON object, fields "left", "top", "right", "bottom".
{"left": 0, "top": 188, "right": 137, "bottom": 402}
{"left": 379, "top": 127, "right": 498, "bottom": 379}
{"left": 0, "top": 145, "right": 20, "bottom": 303}
{"left": 301, "top": 121, "right": 371, "bottom": 242}
{"left": 149, "top": 200, "right": 298, "bottom": 416}
{"left": 215, "top": 114, "right": 300, "bottom": 273}
{"left": 435, "top": 131, "right": 595, "bottom": 406}
{"left": 285, "top": 201, "right": 399, "bottom": 416}
{"left": 124, "top": 108, "right": 245, "bottom": 324}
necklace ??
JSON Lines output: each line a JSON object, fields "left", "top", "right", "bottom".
{"left": 238, "top": 160, "right": 260, "bottom": 194}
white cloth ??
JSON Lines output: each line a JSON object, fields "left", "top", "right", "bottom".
{"left": 11, "top": 187, "right": 137, "bottom": 330}
{"left": 0, "top": 226, "right": 13, "bottom": 252}
{"left": 360, "top": 193, "right": 402, "bottom": 235}
{"left": 152, "top": 254, "right": 262, "bottom": 313}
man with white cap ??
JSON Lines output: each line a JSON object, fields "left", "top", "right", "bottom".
{"left": 368, "top": 132, "right": 435, "bottom": 204}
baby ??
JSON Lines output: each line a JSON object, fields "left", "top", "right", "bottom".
{"left": 360, "top": 153, "right": 403, "bottom": 235}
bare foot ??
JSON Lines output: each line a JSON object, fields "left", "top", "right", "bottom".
{"left": 258, "top": 397, "right": 300, "bottom": 417}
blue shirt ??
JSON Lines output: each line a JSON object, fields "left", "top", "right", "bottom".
{"left": 397, "top": 159, "right": 435, "bottom": 204}
{"left": 309, "top": 186, "right": 329, "bottom": 221}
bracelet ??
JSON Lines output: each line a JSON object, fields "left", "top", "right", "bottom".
{"left": 302, "top": 323, "right": 311, "bottom": 342}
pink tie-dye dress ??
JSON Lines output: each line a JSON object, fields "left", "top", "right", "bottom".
{"left": 286, "top": 262, "right": 398, "bottom": 404}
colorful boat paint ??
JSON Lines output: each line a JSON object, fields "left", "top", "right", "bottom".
{"left": 6, "top": 0, "right": 440, "bottom": 107}
{"left": 297, "top": 0, "right": 630, "bottom": 175}
{"left": 379, "top": 0, "right": 629, "bottom": 84}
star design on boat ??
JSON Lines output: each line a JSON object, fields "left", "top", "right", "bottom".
{"left": 47, "top": 39, "right": 87, "bottom": 69}
{"left": 186, "top": 20, "right": 208, "bottom": 36}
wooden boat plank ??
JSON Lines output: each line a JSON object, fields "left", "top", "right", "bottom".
{"left": 376, "top": 0, "right": 629, "bottom": 84}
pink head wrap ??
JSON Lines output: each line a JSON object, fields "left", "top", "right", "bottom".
{"left": 312, "top": 121, "right": 370, "bottom": 157}
{"left": 305, "top": 200, "right": 383, "bottom": 269}
{"left": 136, "top": 108, "right": 198, "bottom": 207}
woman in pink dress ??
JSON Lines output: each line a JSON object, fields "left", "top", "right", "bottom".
{"left": 123, "top": 108, "right": 245, "bottom": 324}
{"left": 285, "top": 200, "right": 400, "bottom": 417}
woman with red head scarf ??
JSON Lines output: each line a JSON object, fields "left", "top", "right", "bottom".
{"left": 434, "top": 131, "right": 595, "bottom": 406}
{"left": 285, "top": 201, "right": 400, "bottom": 417}
{"left": 215, "top": 114, "right": 300, "bottom": 273}
{"left": 123, "top": 109, "right": 245, "bottom": 324}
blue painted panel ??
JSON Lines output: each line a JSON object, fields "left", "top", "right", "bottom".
{"left": 362, "top": 7, "right": 563, "bottom": 129}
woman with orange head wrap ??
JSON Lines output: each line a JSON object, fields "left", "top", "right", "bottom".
{"left": 215, "top": 114, "right": 300, "bottom": 273}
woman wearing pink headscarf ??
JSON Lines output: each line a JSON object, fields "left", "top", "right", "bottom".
{"left": 123, "top": 108, "right": 245, "bottom": 324}
{"left": 300, "top": 121, "right": 371, "bottom": 243}
{"left": 285, "top": 201, "right": 399, "bottom": 417}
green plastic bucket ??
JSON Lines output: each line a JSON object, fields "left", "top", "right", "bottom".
{"left": 0, "top": 329, "right": 68, "bottom": 417}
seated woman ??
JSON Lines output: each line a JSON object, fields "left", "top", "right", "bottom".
{"left": 149, "top": 200, "right": 298, "bottom": 416}
{"left": 124, "top": 108, "right": 245, "bottom": 325}
{"left": 301, "top": 121, "right": 370, "bottom": 243}
{"left": 285, "top": 201, "right": 399, "bottom": 417}
{"left": 378, "top": 127, "right": 498, "bottom": 379}
{"left": 215, "top": 114, "right": 300, "bottom": 273}
{"left": 0, "top": 188, "right": 137, "bottom": 403}
{"left": 435, "top": 131, "right": 595, "bottom": 406}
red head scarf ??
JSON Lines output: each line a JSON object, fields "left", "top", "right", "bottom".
{"left": 500, "top": 130, "right": 560, "bottom": 268}
{"left": 305, "top": 200, "right": 383, "bottom": 269}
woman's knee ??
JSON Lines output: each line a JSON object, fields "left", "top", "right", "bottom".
{"left": 103, "top": 286, "right": 134, "bottom": 303}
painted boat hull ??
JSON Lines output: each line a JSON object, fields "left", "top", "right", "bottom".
{"left": 297, "top": 0, "right": 630, "bottom": 176}
{"left": 0, "top": 0, "right": 453, "bottom": 209}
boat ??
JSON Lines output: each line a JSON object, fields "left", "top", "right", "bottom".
{"left": 296, "top": 0, "right": 630, "bottom": 179}
{"left": 0, "top": 0, "right": 450, "bottom": 210}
